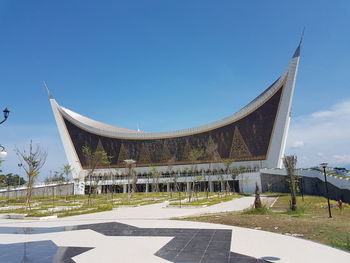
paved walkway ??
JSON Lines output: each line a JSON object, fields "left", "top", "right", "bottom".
{"left": 0, "top": 196, "right": 349, "bottom": 263}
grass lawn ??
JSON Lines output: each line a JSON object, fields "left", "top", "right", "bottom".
{"left": 174, "top": 195, "right": 350, "bottom": 252}
{"left": 0, "top": 191, "right": 230, "bottom": 218}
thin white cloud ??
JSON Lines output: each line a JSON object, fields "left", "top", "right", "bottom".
{"left": 291, "top": 140, "right": 304, "bottom": 148}
{"left": 332, "top": 155, "right": 350, "bottom": 164}
{"left": 311, "top": 101, "right": 350, "bottom": 119}
{"left": 286, "top": 99, "right": 350, "bottom": 168}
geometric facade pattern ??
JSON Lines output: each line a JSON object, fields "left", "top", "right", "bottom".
{"left": 64, "top": 86, "right": 283, "bottom": 169}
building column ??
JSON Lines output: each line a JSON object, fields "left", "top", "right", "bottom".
{"left": 221, "top": 180, "right": 225, "bottom": 192}
{"left": 186, "top": 182, "right": 191, "bottom": 192}
{"left": 123, "top": 184, "right": 127, "bottom": 193}
{"left": 97, "top": 185, "right": 102, "bottom": 194}
{"left": 209, "top": 181, "right": 214, "bottom": 192}
{"left": 74, "top": 180, "right": 85, "bottom": 195}
{"left": 167, "top": 182, "right": 170, "bottom": 192}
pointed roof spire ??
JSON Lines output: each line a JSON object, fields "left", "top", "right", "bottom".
{"left": 293, "top": 27, "right": 305, "bottom": 58}
{"left": 43, "top": 81, "right": 53, "bottom": 99}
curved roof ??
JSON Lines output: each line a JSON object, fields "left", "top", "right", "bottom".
{"left": 56, "top": 70, "right": 287, "bottom": 140}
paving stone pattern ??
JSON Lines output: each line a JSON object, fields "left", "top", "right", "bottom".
{"left": 0, "top": 240, "right": 92, "bottom": 263}
{"left": 0, "top": 222, "right": 269, "bottom": 263}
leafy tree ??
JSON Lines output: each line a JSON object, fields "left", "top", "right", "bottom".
{"left": 0, "top": 173, "right": 26, "bottom": 187}
{"left": 16, "top": 141, "right": 47, "bottom": 210}
{"left": 44, "top": 172, "right": 66, "bottom": 183}
{"left": 82, "top": 146, "right": 110, "bottom": 205}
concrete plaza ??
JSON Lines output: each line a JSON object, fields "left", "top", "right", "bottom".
{"left": 0, "top": 196, "right": 349, "bottom": 263}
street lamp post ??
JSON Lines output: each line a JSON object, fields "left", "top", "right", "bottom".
{"left": 0, "top": 145, "right": 7, "bottom": 159}
{"left": 0, "top": 108, "right": 10, "bottom": 125}
{"left": 1, "top": 107, "right": 10, "bottom": 161}
{"left": 320, "top": 163, "right": 332, "bottom": 218}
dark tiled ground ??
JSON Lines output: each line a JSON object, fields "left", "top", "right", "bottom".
{"left": 0, "top": 240, "right": 92, "bottom": 263}
{"left": 0, "top": 223, "right": 270, "bottom": 263}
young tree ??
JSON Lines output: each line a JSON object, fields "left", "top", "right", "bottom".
{"left": 0, "top": 173, "right": 26, "bottom": 187}
{"left": 222, "top": 159, "right": 235, "bottom": 195}
{"left": 49, "top": 171, "right": 66, "bottom": 209}
{"left": 150, "top": 167, "right": 160, "bottom": 193}
{"left": 230, "top": 166, "right": 246, "bottom": 193}
{"left": 82, "top": 146, "right": 110, "bottom": 205}
{"left": 124, "top": 159, "right": 136, "bottom": 200}
{"left": 16, "top": 141, "right": 47, "bottom": 211}
{"left": 254, "top": 183, "right": 262, "bottom": 209}
{"left": 283, "top": 155, "right": 298, "bottom": 211}
{"left": 131, "top": 170, "right": 138, "bottom": 194}
{"left": 188, "top": 148, "right": 204, "bottom": 201}
{"left": 44, "top": 171, "right": 66, "bottom": 184}
{"left": 166, "top": 157, "right": 176, "bottom": 197}
{"left": 62, "top": 165, "right": 73, "bottom": 201}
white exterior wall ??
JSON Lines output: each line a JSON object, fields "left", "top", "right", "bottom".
{"left": 265, "top": 55, "right": 300, "bottom": 168}
{"left": 49, "top": 99, "right": 83, "bottom": 180}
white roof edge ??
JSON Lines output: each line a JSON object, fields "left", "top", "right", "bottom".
{"left": 55, "top": 68, "right": 290, "bottom": 139}
{"left": 59, "top": 106, "right": 139, "bottom": 134}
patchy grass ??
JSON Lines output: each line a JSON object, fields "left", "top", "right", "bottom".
{"left": 170, "top": 193, "right": 242, "bottom": 206}
{"left": 242, "top": 206, "right": 272, "bottom": 215}
{"left": 174, "top": 195, "right": 350, "bottom": 252}
{"left": 0, "top": 192, "right": 217, "bottom": 218}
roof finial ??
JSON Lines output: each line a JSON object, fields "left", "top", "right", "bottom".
{"left": 43, "top": 81, "right": 53, "bottom": 99}
{"left": 293, "top": 28, "right": 305, "bottom": 58}
{"left": 299, "top": 27, "right": 305, "bottom": 46}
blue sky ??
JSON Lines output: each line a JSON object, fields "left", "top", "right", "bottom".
{"left": 1, "top": 1, "right": 350, "bottom": 179}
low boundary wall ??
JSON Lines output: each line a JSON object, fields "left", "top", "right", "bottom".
{"left": 261, "top": 172, "right": 350, "bottom": 204}
{"left": 0, "top": 183, "right": 74, "bottom": 198}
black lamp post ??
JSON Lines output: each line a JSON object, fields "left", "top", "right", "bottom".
{"left": 320, "top": 163, "right": 332, "bottom": 218}
{"left": 0, "top": 108, "right": 10, "bottom": 125}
